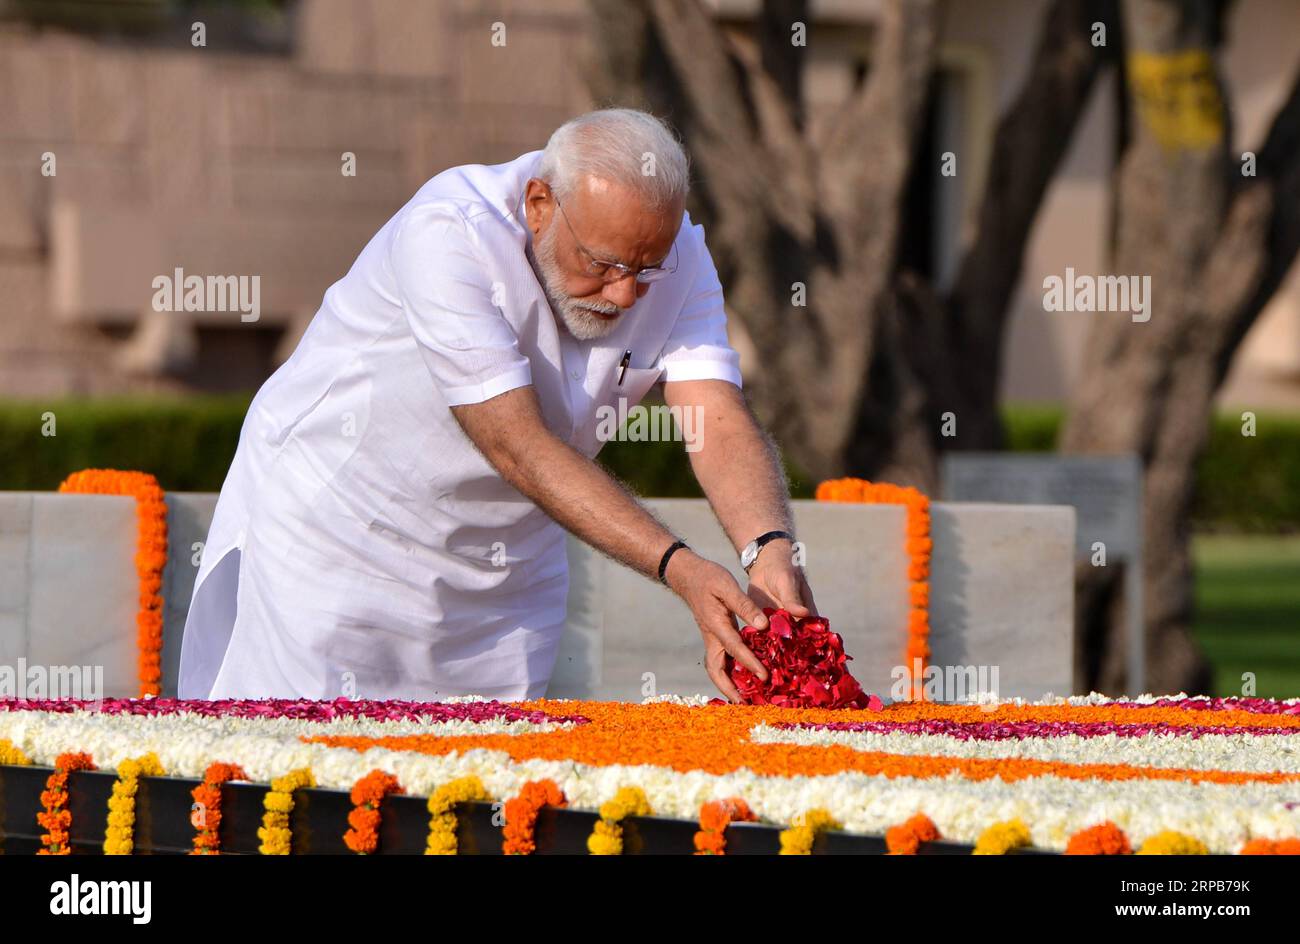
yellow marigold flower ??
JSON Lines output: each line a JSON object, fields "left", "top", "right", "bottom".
{"left": 973, "top": 819, "right": 1032, "bottom": 855}
{"left": 259, "top": 767, "right": 314, "bottom": 855}
{"left": 0, "top": 738, "right": 32, "bottom": 766}
{"left": 1137, "top": 831, "right": 1209, "bottom": 855}
{"left": 103, "top": 752, "right": 166, "bottom": 855}
{"left": 779, "top": 808, "right": 839, "bottom": 855}
{"left": 425, "top": 776, "right": 489, "bottom": 855}
{"left": 588, "top": 786, "right": 652, "bottom": 855}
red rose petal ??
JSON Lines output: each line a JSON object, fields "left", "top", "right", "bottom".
{"left": 724, "top": 608, "right": 880, "bottom": 710}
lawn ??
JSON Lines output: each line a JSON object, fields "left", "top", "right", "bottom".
{"left": 1192, "top": 534, "right": 1300, "bottom": 699}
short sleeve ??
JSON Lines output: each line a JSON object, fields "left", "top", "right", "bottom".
{"left": 390, "top": 206, "right": 533, "bottom": 406}
{"left": 655, "top": 221, "right": 743, "bottom": 388}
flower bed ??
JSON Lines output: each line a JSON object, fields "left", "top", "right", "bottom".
{"left": 3, "top": 692, "right": 1300, "bottom": 854}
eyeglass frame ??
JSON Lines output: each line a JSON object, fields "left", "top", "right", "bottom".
{"left": 551, "top": 192, "right": 678, "bottom": 284}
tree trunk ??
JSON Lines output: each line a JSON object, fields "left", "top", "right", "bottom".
{"left": 1063, "top": 0, "right": 1300, "bottom": 694}
{"left": 586, "top": 0, "right": 1113, "bottom": 489}
{"left": 587, "top": 0, "right": 1300, "bottom": 692}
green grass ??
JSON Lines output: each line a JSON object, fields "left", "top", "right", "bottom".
{"left": 1192, "top": 534, "right": 1300, "bottom": 699}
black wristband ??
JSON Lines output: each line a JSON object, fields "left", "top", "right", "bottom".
{"left": 753, "top": 530, "right": 794, "bottom": 550}
{"left": 658, "top": 540, "right": 688, "bottom": 586}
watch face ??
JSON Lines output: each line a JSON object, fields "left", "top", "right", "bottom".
{"left": 740, "top": 542, "right": 757, "bottom": 569}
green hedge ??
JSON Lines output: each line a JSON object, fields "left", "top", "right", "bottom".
{"left": 1196, "top": 412, "right": 1300, "bottom": 532}
{"left": 0, "top": 396, "right": 250, "bottom": 492}
{"left": 1002, "top": 405, "right": 1300, "bottom": 532}
{"left": 2, "top": 397, "right": 1297, "bottom": 531}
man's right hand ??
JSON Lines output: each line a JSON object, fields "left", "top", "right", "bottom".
{"left": 664, "top": 548, "right": 770, "bottom": 703}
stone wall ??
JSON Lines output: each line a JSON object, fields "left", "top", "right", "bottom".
{"left": 5, "top": 0, "right": 1294, "bottom": 405}
{"left": 0, "top": 0, "right": 593, "bottom": 396}
{"left": 0, "top": 493, "right": 1075, "bottom": 702}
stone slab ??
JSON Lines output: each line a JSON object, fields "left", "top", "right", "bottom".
{"left": 551, "top": 499, "right": 1075, "bottom": 702}
{"left": 0, "top": 493, "right": 1076, "bottom": 701}
{"left": 24, "top": 494, "right": 137, "bottom": 693}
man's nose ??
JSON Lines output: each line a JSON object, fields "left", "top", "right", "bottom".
{"left": 602, "top": 274, "right": 641, "bottom": 309}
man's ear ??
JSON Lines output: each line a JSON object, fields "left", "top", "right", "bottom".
{"left": 524, "top": 179, "right": 552, "bottom": 237}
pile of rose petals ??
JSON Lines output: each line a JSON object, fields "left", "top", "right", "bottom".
{"left": 726, "top": 608, "right": 883, "bottom": 710}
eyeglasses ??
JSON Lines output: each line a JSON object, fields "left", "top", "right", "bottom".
{"left": 553, "top": 195, "right": 678, "bottom": 284}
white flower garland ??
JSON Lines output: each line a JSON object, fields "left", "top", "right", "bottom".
{"left": 3, "top": 696, "right": 1299, "bottom": 853}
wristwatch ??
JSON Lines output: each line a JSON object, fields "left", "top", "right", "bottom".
{"left": 740, "top": 530, "right": 794, "bottom": 573}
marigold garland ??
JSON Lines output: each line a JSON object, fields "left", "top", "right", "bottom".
{"left": 885, "top": 812, "right": 941, "bottom": 854}
{"left": 694, "top": 798, "right": 756, "bottom": 855}
{"left": 103, "top": 753, "right": 164, "bottom": 855}
{"left": 1240, "top": 838, "right": 1300, "bottom": 854}
{"left": 0, "top": 738, "right": 32, "bottom": 766}
{"left": 1137, "top": 831, "right": 1209, "bottom": 855}
{"left": 973, "top": 818, "right": 1032, "bottom": 855}
{"left": 59, "top": 469, "right": 168, "bottom": 698}
{"left": 257, "top": 767, "right": 316, "bottom": 855}
{"left": 1065, "top": 821, "right": 1132, "bottom": 855}
{"left": 779, "top": 808, "right": 839, "bottom": 855}
{"left": 426, "top": 776, "right": 490, "bottom": 855}
{"left": 190, "top": 762, "right": 248, "bottom": 855}
{"left": 343, "top": 769, "right": 404, "bottom": 854}
{"left": 816, "top": 478, "right": 931, "bottom": 699}
{"left": 502, "top": 779, "right": 565, "bottom": 855}
{"left": 37, "top": 751, "right": 96, "bottom": 855}
{"left": 588, "top": 786, "right": 652, "bottom": 855}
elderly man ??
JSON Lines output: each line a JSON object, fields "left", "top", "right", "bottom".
{"left": 178, "top": 109, "right": 817, "bottom": 703}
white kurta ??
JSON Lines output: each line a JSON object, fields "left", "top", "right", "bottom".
{"left": 177, "top": 150, "right": 742, "bottom": 702}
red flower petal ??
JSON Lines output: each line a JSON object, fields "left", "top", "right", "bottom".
{"left": 725, "top": 609, "right": 880, "bottom": 710}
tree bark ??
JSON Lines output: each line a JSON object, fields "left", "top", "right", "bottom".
{"left": 586, "top": 0, "right": 1300, "bottom": 693}
{"left": 586, "top": 0, "right": 1112, "bottom": 488}
{"left": 882, "top": 0, "right": 1118, "bottom": 484}
{"left": 1062, "top": 0, "right": 1300, "bottom": 694}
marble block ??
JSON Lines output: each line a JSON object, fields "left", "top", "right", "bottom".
{"left": 549, "top": 499, "right": 1076, "bottom": 702}
{"left": 0, "top": 493, "right": 1076, "bottom": 702}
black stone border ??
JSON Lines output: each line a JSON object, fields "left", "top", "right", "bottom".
{"left": 0, "top": 764, "right": 1056, "bottom": 855}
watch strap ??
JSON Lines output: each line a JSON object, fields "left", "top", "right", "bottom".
{"left": 743, "top": 530, "right": 794, "bottom": 571}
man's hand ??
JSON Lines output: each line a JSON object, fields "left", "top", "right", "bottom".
{"left": 664, "top": 548, "right": 770, "bottom": 703}
{"left": 745, "top": 539, "right": 819, "bottom": 619}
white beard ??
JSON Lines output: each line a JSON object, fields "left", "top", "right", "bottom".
{"left": 528, "top": 225, "right": 623, "bottom": 341}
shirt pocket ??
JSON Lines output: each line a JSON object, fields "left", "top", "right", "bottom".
{"left": 605, "top": 365, "right": 664, "bottom": 411}
{"left": 582, "top": 360, "right": 665, "bottom": 458}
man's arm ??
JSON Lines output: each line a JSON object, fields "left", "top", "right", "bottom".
{"left": 663, "top": 378, "right": 818, "bottom": 618}
{"left": 450, "top": 384, "right": 769, "bottom": 701}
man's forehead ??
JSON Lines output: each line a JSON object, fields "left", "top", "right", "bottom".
{"left": 567, "top": 176, "right": 683, "bottom": 262}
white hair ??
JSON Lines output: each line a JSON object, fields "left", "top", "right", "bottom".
{"left": 536, "top": 109, "right": 689, "bottom": 211}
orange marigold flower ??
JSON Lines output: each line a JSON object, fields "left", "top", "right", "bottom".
{"left": 1240, "top": 837, "right": 1300, "bottom": 854}
{"left": 503, "top": 780, "right": 566, "bottom": 855}
{"left": 886, "top": 813, "right": 941, "bottom": 854}
{"left": 1065, "top": 822, "right": 1132, "bottom": 855}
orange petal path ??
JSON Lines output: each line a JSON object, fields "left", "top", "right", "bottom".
{"left": 304, "top": 700, "right": 1300, "bottom": 788}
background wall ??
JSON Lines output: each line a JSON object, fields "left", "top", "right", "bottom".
{"left": 2, "top": 0, "right": 1297, "bottom": 405}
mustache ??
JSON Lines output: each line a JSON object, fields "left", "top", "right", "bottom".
{"left": 573, "top": 301, "right": 621, "bottom": 315}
